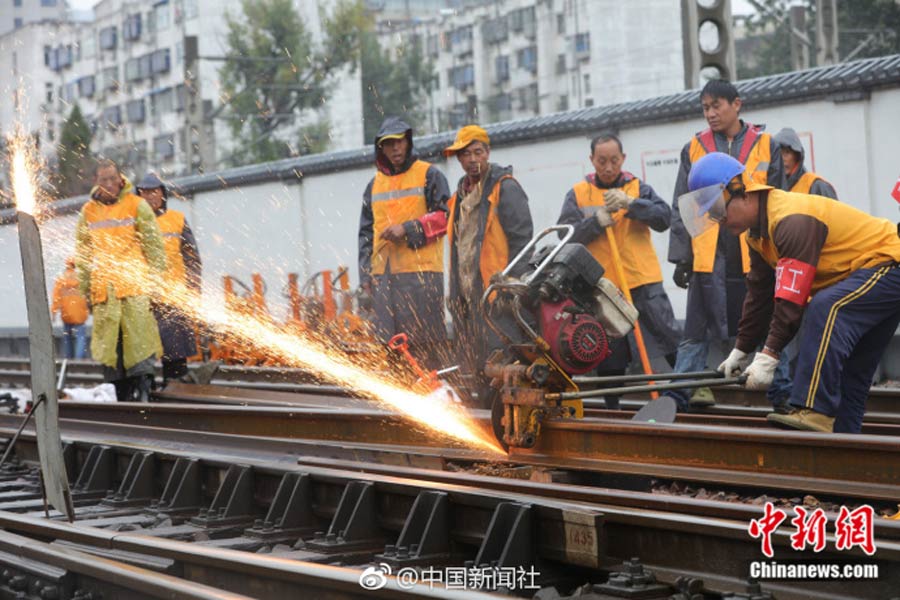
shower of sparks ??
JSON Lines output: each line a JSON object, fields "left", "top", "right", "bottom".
{"left": 9, "top": 132, "right": 40, "bottom": 216}
{"left": 7, "top": 131, "right": 506, "bottom": 456}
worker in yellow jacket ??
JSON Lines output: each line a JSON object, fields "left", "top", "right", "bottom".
{"left": 137, "top": 172, "right": 202, "bottom": 385}
{"left": 557, "top": 132, "right": 681, "bottom": 408}
{"left": 681, "top": 152, "right": 900, "bottom": 433}
{"left": 51, "top": 256, "right": 89, "bottom": 359}
{"left": 75, "top": 159, "right": 166, "bottom": 402}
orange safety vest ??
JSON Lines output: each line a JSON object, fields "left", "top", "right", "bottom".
{"left": 370, "top": 160, "right": 443, "bottom": 275}
{"left": 448, "top": 174, "right": 513, "bottom": 293}
{"left": 157, "top": 209, "right": 187, "bottom": 288}
{"left": 572, "top": 176, "right": 662, "bottom": 290}
{"left": 747, "top": 190, "right": 900, "bottom": 291}
{"left": 52, "top": 268, "right": 89, "bottom": 325}
{"left": 791, "top": 171, "right": 832, "bottom": 195}
{"left": 81, "top": 193, "right": 152, "bottom": 304}
{"left": 688, "top": 126, "right": 771, "bottom": 273}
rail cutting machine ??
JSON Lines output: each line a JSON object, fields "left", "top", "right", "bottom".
{"left": 482, "top": 226, "right": 639, "bottom": 450}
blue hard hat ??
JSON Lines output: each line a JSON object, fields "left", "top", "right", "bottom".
{"left": 687, "top": 152, "right": 745, "bottom": 193}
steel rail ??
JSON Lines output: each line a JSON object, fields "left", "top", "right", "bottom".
{"left": 4, "top": 402, "right": 900, "bottom": 502}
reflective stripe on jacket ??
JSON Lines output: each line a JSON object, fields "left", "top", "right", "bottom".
{"left": 748, "top": 190, "right": 900, "bottom": 291}
{"left": 81, "top": 193, "right": 153, "bottom": 304}
{"left": 448, "top": 174, "right": 513, "bottom": 294}
{"left": 52, "top": 269, "right": 89, "bottom": 325}
{"left": 572, "top": 177, "right": 663, "bottom": 289}
{"left": 688, "top": 127, "right": 772, "bottom": 273}
{"left": 371, "top": 159, "right": 442, "bottom": 275}
{"left": 157, "top": 209, "right": 186, "bottom": 288}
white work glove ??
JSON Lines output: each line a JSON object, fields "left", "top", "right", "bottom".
{"left": 743, "top": 352, "right": 779, "bottom": 391}
{"left": 604, "top": 189, "right": 632, "bottom": 212}
{"left": 717, "top": 348, "right": 750, "bottom": 377}
{"left": 595, "top": 206, "right": 614, "bottom": 228}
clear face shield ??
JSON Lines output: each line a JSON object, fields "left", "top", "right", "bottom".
{"left": 678, "top": 183, "right": 728, "bottom": 237}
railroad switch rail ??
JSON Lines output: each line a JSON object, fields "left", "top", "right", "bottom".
{"left": 0, "top": 424, "right": 897, "bottom": 599}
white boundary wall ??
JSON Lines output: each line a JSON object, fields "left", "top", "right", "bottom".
{"left": 2, "top": 88, "right": 899, "bottom": 332}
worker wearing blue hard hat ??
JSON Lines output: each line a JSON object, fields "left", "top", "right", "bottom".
{"left": 680, "top": 152, "right": 900, "bottom": 433}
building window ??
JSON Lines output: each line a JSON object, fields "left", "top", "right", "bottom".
{"left": 155, "top": 1, "right": 170, "bottom": 32}
{"left": 126, "top": 99, "right": 146, "bottom": 123}
{"left": 575, "top": 32, "right": 590, "bottom": 56}
{"left": 495, "top": 55, "right": 509, "bottom": 82}
{"left": 101, "top": 66, "right": 119, "bottom": 92}
{"left": 41, "top": 0, "right": 58, "bottom": 6}
{"left": 78, "top": 75, "right": 96, "bottom": 98}
{"left": 154, "top": 133, "right": 175, "bottom": 160}
{"left": 44, "top": 45, "right": 52, "bottom": 66}
{"left": 151, "top": 48, "right": 171, "bottom": 74}
{"left": 124, "top": 13, "right": 142, "bottom": 41}
{"left": 99, "top": 26, "right": 117, "bottom": 50}
{"left": 14, "top": 18, "right": 23, "bottom": 29}
{"left": 516, "top": 46, "right": 537, "bottom": 74}
{"left": 583, "top": 73, "right": 591, "bottom": 94}
{"left": 448, "top": 64, "right": 474, "bottom": 91}
{"left": 555, "top": 53, "right": 566, "bottom": 75}
{"left": 558, "top": 95, "right": 569, "bottom": 111}
{"left": 45, "top": 82, "right": 53, "bottom": 104}
{"left": 13, "top": 0, "right": 22, "bottom": 7}
{"left": 184, "top": 0, "right": 198, "bottom": 20}
{"left": 557, "top": 14, "right": 565, "bottom": 34}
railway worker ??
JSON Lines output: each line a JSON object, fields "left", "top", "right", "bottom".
{"left": 358, "top": 117, "right": 451, "bottom": 369}
{"left": 557, "top": 132, "right": 681, "bottom": 409}
{"left": 682, "top": 152, "right": 900, "bottom": 433}
{"left": 444, "top": 125, "right": 533, "bottom": 405}
{"left": 137, "top": 172, "right": 202, "bottom": 386}
{"left": 75, "top": 159, "right": 166, "bottom": 403}
{"left": 773, "top": 128, "right": 838, "bottom": 199}
{"left": 51, "top": 257, "right": 90, "bottom": 359}
{"left": 665, "top": 79, "right": 786, "bottom": 411}
{"left": 753, "top": 128, "right": 839, "bottom": 412}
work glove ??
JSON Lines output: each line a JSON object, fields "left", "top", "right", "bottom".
{"left": 673, "top": 262, "right": 692, "bottom": 289}
{"left": 717, "top": 348, "right": 750, "bottom": 377}
{"left": 595, "top": 206, "right": 614, "bottom": 228}
{"left": 604, "top": 189, "right": 632, "bottom": 212}
{"left": 743, "top": 352, "right": 779, "bottom": 391}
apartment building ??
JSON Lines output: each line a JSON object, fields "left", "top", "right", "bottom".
{"left": 0, "top": 0, "right": 66, "bottom": 36}
{"left": 0, "top": 0, "right": 363, "bottom": 181}
{"left": 379, "top": 0, "right": 685, "bottom": 132}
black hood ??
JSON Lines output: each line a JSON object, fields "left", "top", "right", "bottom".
{"left": 773, "top": 127, "right": 805, "bottom": 166}
{"left": 374, "top": 116, "right": 416, "bottom": 175}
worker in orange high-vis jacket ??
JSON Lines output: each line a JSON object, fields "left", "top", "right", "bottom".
{"left": 75, "top": 159, "right": 166, "bottom": 402}
{"left": 52, "top": 256, "right": 90, "bottom": 359}
{"left": 773, "top": 128, "right": 838, "bottom": 199}
{"left": 358, "top": 117, "right": 451, "bottom": 369}
{"left": 558, "top": 132, "right": 681, "bottom": 409}
{"left": 682, "top": 152, "right": 900, "bottom": 434}
{"left": 137, "top": 172, "right": 202, "bottom": 385}
{"left": 444, "top": 125, "right": 534, "bottom": 404}
{"left": 666, "top": 79, "right": 786, "bottom": 412}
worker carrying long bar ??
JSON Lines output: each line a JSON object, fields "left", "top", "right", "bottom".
{"left": 680, "top": 151, "right": 900, "bottom": 434}
{"left": 557, "top": 131, "right": 681, "bottom": 409}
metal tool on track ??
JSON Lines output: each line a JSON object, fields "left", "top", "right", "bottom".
{"left": 480, "top": 226, "right": 747, "bottom": 451}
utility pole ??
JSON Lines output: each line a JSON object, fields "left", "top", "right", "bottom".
{"left": 183, "top": 36, "right": 214, "bottom": 174}
{"left": 789, "top": 4, "right": 810, "bottom": 71}
{"left": 816, "top": 0, "right": 839, "bottom": 65}
{"left": 681, "top": 0, "right": 736, "bottom": 88}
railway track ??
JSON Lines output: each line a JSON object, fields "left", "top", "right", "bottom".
{"left": 0, "top": 417, "right": 896, "bottom": 599}
{"left": 1, "top": 360, "right": 898, "bottom": 598}
{"left": 1, "top": 358, "right": 898, "bottom": 413}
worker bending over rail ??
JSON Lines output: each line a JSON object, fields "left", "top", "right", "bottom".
{"left": 681, "top": 152, "right": 900, "bottom": 433}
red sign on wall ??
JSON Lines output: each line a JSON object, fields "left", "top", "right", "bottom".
{"left": 892, "top": 177, "right": 900, "bottom": 203}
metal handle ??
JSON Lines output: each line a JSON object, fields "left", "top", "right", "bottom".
{"left": 544, "top": 376, "right": 747, "bottom": 401}
{"left": 573, "top": 370, "right": 722, "bottom": 386}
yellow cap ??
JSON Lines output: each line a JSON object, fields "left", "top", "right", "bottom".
{"left": 377, "top": 132, "right": 406, "bottom": 145}
{"left": 745, "top": 181, "right": 774, "bottom": 193}
{"left": 443, "top": 125, "right": 490, "bottom": 157}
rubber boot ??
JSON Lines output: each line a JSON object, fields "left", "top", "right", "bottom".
{"left": 113, "top": 379, "right": 133, "bottom": 402}
{"left": 134, "top": 374, "right": 154, "bottom": 403}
